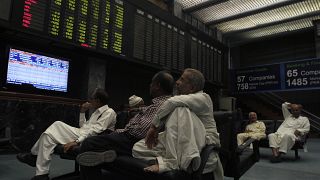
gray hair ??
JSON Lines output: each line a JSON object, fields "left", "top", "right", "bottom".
{"left": 184, "top": 68, "right": 205, "bottom": 92}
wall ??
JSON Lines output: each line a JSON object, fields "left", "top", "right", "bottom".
{"left": 231, "top": 30, "right": 316, "bottom": 68}
{"left": 230, "top": 30, "right": 320, "bottom": 118}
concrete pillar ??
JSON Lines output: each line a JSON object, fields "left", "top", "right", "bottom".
{"left": 87, "top": 58, "right": 107, "bottom": 97}
{"left": 314, "top": 20, "right": 320, "bottom": 58}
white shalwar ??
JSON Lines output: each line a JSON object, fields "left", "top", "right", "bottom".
{"left": 133, "top": 107, "right": 206, "bottom": 173}
{"left": 134, "top": 91, "right": 223, "bottom": 180}
{"left": 31, "top": 104, "right": 116, "bottom": 175}
{"left": 268, "top": 102, "right": 310, "bottom": 153}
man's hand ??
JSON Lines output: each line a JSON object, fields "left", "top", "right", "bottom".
{"left": 63, "top": 141, "right": 78, "bottom": 153}
{"left": 80, "top": 102, "right": 92, "bottom": 113}
{"left": 144, "top": 164, "right": 159, "bottom": 173}
{"left": 294, "top": 130, "right": 301, "bottom": 137}
{"left": 145, "top": 125, "right": 159, "bottom": 149}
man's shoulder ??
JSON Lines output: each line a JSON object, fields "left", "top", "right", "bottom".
{"left": 299, "top": 116, "right": 309, "bottom": 121}
{"left": 170, "top": 91, "right": 208, "bottom": 100}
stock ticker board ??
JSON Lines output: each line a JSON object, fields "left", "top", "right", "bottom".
{"left": 232, "top": 58, "right": 320, "bottom": 93}
{"left": 4, "top": 0, "right": 223, "bottom": 81}
{"left": 17, "top": 0, "right": 125, "bottom": 54}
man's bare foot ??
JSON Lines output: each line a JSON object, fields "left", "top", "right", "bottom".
{"left": 144, "top": 164, "right": 159, "bottom": 173}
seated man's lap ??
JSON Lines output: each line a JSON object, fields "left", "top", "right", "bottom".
{"left": 80, "top": 132, "right": 139, "bottom": 156}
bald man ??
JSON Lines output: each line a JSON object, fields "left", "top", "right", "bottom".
{"left": 237, "top": 112, "right": 266, "bottom": 146}
{"left": 269, "top": 102, "right": 310, "bottom": 163}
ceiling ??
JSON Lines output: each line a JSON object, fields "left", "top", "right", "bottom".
{"left": 176, "top": 0, "right": 320, "bottom": 46}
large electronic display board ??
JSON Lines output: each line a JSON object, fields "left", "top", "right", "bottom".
{"left": 284, "top": 59, "right": 320, "bottom": 89}
{"left": 231, "top": 64, "right": 281, "bottom": 92}
{"left": 13, "top": 0, "right": 126, "bottom": 54}
{"left": 4, "top": 0, "right": 225, "bottom": 84}
{"left": 232, "top": 58, "right": 320, "bottom": 93}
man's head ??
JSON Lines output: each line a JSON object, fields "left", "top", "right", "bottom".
{"left": 129, "top": 95, "right": 144, "bottom": 108}
{"left": 90, "top": 88, "right": 109, "bottom": 108}
{"left": 291, "top": 104, "right": 302, "bottom": 118}
{"left": 248, "top": 112, "right": 257, "bottom": 123}
{"left": 176, "top": 68, "right": 205, "bottom": 95}
{"left": 149, "top": 71, "right": 175, "bottom": 98}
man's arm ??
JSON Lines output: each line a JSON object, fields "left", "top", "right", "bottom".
{"left": 152, "top": 93, "right": 207, "bottom": 128}
{"left": 296, "top": 117, "right": 310, "bottom": 135}
{"left": 64, "top": 109, "right": 116, "bottom": 153}
{"left": 256, "top": 121, "right": 266, "bottom": 134}
{"left": 146, "top": 93, "right": 208, "bottom": 149}
{"left": 282, "top": 102, "right": 291, "bottom": 120}
{"left": 78, "top": 110, "right": 117, "bottom": 143}
{"left": 79, "top": 102, "right": 92, "bottom": 127}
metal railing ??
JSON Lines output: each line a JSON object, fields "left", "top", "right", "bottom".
{"left": 255, "top": 92, "right": 320, "bottom": 132}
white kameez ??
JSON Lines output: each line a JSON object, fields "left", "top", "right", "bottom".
{"left": 31, "top": 105, "right": 116, "bottom": 175}
{"left": 132, "top": 107, "right": 206, "bottom": 173}
{"left": 152, "top": 91, "right": 223, "bottom": 178}
{"left": 237, "top": 121, "right": 266, "bottom": 145}
{"left": 134, "top": 91, "right": 223, "bottom": 180}
{"left": 268, "top": 102, "right": 310, "bottom": 153}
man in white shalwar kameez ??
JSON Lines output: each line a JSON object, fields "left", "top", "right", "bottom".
{"left": 237, "top": 112, "right": 266, "bottom": 146}
{"left": 17, "top": 88, "right": 117, "bottom": 180}
{"left": 268, "top": 102, "right": 310, "bottom": 163}
{"left": 132, "top": 68, "right": 223, "bottom": 180}
{"left": 133, "top": 107, "right": 206, "bottom": 172}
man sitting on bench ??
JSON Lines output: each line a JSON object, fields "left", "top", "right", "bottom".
{"left": 133, "top": 68, "right": 223, "bottom": 180}
{"left": 237, "top": 112, "right": 266, "bottom": 147}
{"left": 76, "top": 71, "right": 175, "bottom": 180}
{"left": 17, "top": 88, "right": 117, "bottom": 180}
{"left": 268, "top": 102, "right": 310, "bottom": 163}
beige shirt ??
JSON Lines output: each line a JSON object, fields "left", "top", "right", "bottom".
{"left": 244, "top": 121, "right": 266, "bottom": 134}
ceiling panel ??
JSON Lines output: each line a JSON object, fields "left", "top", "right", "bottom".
{"left": 214, "top": 0, "right": 320, "bottom": 33}
{"left": 228, "top": 15, "right": 320, "bottom": 42}
{"left": 175, "top": 0, "right": 210, "bottom": 9}
{"left": 192, "top": 0, "right": 289, "bottom": 23}
{"left": 177, "top": 0, "right": 320, "bottom": 45}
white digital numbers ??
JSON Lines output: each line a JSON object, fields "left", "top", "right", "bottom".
{"left": 286, "top": 69, "right": 298, "bottom": 77}
{"left": 286, "top": 69, "right": 308, "bottom": 87}
{"left": 236, "top": 76, "right": 248, "bottom": 90}
{"left": 286, "top": 78, "right": 308, "bottom": 86}
{"left": 237, "top": 83, "right": 249, "bottom": 90}
{"left": 237, "top": 75, "right": 245, "bottom": 82}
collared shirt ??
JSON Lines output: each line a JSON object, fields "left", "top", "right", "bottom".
{"left": 78, "top": 104, "right": 117, "bottom": 142}
{"left": 116, "top": 95, "right": 171, "bottom": 139}
{"left": 277, "top": 102, "right": 310, "bottom": 136}
{"left": 152, "top": 91, "right": 220, "bottom": 146}
{"left": 244, "top": 121, "right": 266, "bottom": 134}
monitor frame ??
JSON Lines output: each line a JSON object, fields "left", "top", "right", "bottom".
{"left": 2, "top": 46, "right": 71, "bottom": 97}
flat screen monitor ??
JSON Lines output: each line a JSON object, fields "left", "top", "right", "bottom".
{"left": 6, "top": 47, "right": 69, "bottom": 92}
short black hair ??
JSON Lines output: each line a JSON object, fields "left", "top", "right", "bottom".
{"left": 92, "top": 88, "right": 109, "bottom": 105}
{"left": 152, "top": 71, "right": 174, "bottom": 94}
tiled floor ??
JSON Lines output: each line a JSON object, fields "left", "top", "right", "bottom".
{"left": 1, "top": 138, "right": 319, "bottom": 180}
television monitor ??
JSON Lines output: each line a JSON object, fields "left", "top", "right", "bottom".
{"left": 6, "top": 47, "right": 69, "bottom": 92}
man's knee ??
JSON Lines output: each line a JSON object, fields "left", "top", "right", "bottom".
{"left": 268, "top": 133, "right": 276, "bottom": 140}
{"left": 80, "top": 137, "right": 94, "bottom": 153}
{"left": 282, "top": 134, "right": 291, "bottom": 139}
{"left": 237, "top": 133, "right": 246, "bottom": 138}
{"left": 51, "top": 121, "right": 64, "bottom": 127}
